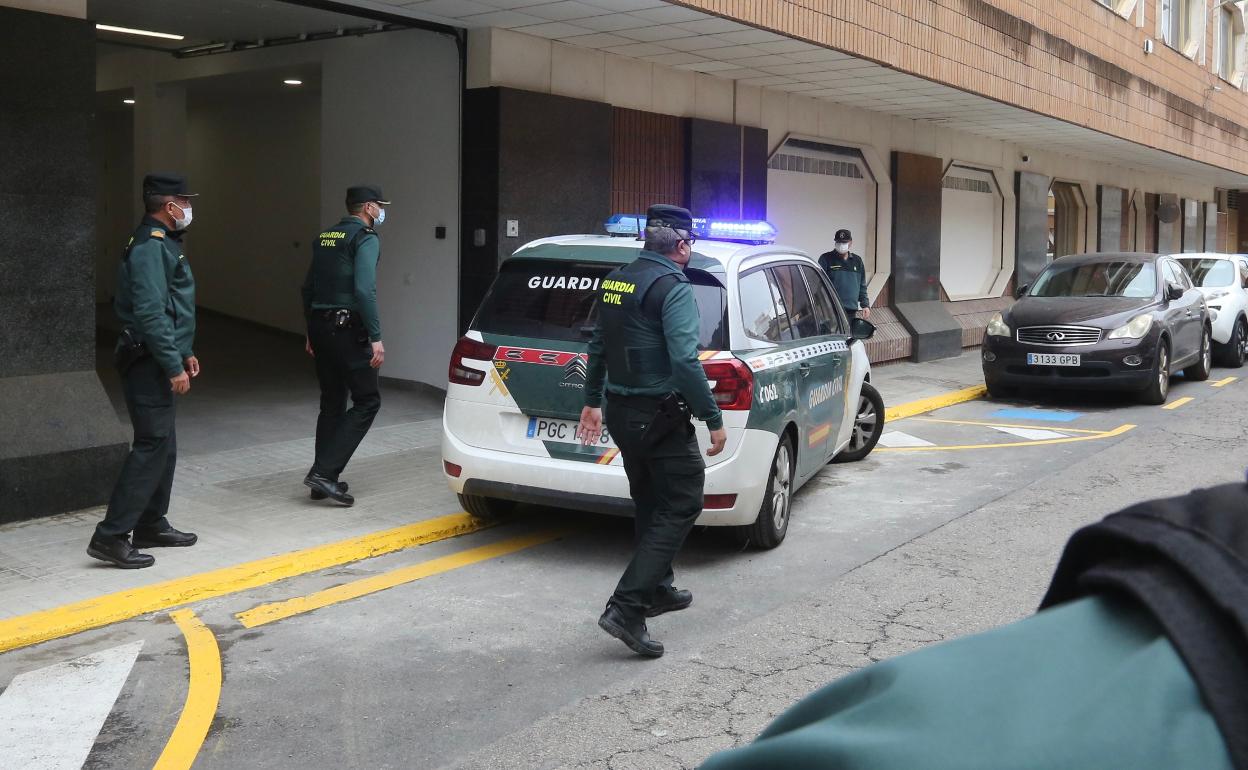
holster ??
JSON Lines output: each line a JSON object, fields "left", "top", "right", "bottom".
{"left": 113, "top": 328, "right": 150, "bottom": 375}
{"left": 639, "top": 392, "right": 691, "bottom": 448}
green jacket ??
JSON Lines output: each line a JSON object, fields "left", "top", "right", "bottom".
{"left": 301, "top": 216, "right": 382, "bottom": 342}
{"left": 114, "top": 217, "right": 196, "bottom": 377}
{"left": 701, "top": 595, "right": 1229, "bottom": 770}
{"left": 818, "top": 251, "right": 869, "bottom": 311}
{"left": 585, "top": 251, "right": 722, "bottom": 431}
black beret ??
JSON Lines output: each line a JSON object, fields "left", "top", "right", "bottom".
{"left": 646, "top": 204, "right": 694, "bottom": 232}
{"left": 142, "top": 172, "right": 197, "bottom": 198}
{"left": 346, "top": 185, "right": 391, "bottom": 206}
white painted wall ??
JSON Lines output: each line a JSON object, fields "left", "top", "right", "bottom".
{"left": 185, "top": 86, "right": 320, "bottom": 334}
{"left": 940, "top": 167, "right": 1003, "bottom": 299}
{"left": 96, "top": 27, "right": 461, "bottom": 387}
{"left": 766, "top": 151, "right": 875, "bottom": 272}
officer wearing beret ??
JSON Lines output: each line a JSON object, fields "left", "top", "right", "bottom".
{"left": 818, "top": 229, "right": 871, "bottom": 319}
{"left": 89, "top": 173, "right": 200, "bottom": 569}
{"left": 579, "top": 204, "right": 728, "bottom": 658}
{"left": 300, "top": 185, "right": 389, "bottom": 505}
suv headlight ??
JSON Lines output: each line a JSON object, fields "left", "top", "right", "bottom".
{"left": 986, "top": 312, "right": 1010, "bottom": 338}
{"left": 1108, "top": 313, "right": 1153, "bottom": 340}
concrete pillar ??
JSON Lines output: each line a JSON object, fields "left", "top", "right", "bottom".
{"left": 1015, "top": 171, "right": 1051, "bottom": 287}
{"left": 0, "top": 6, "right": 128, "bottom": 523}
{"left": 891, "top": 151, "right": 960, "bottom": 362}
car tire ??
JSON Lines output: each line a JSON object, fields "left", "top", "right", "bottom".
{"left": 1185, "top": 326, "right": 1212, "bottom": 382}
{"left": 1220, "top": 317, "right": 1247, "bottom": 368}
{"left": 832, "top": 382, "right": 884, "bottom": 463}
{"left": 458, "top": 493, "right": 515, "bottom": 521}
{"left": 985, "top": 380, "right": 1017, "bottom": 400}
{"left": 1140, "top": 340, "right": 1170, "bottom": 405}
{"left": 738, "top": 434, "right": 793, "bottom": 550}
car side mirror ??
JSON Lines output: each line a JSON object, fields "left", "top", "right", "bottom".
{"left": 850, "top": 317, "right": 876, "bottom": 341}
{"left": 1166, "top": 283, "right": 1184, "bottom": 301}
{"left": 1014, "top": 283, "right": 1029, "bottom": 299}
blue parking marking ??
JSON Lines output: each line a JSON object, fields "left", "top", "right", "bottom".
{"left": 989, "top": 408, "right": 1083, "bottom": 422}
{"left": 526, "top": 417, "right": 537, "bottom": 438}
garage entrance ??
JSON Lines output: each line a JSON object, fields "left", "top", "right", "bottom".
{"left": 89, "top": 0, "right": 461, "bottom": 456}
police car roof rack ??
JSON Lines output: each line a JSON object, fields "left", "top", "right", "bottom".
{"left": 603, "top": 214, "right": 777, "bottom": 245}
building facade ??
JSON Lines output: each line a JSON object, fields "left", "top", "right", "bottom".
{"left": 3, "top": 0, "right": 1248, "bottom": 520}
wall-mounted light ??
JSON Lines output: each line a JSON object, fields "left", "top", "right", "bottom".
{"left": 96, "top": 23, "right": 184, "bottom": 41}
{"left": 283, "top": 79, "right": 303, "bottom": 86}
{"left": 123, "top": 98, "right": 136, "bottom": 105}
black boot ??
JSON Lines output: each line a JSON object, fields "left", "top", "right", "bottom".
{"left": 87, "top": 533, "right": 155, "bottom": 569}
{"left": 310, "top": 480, "right": 349, "bottom": 501}
{"left": 304, "top": 472, "right": 354, "bottom": 506}
{"left": 598, "top": 602, "right": 664, "bottom": 657}
{"left": 132, "top": 526, "right": 198, "bottom": 548}
{"left": 646, "top": 586, "right": 693, "bottom": 618}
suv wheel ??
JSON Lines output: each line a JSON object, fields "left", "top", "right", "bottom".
{"left": 1185, "top": 326, "right": 1212, "bottom": 382}
{"left": 1140, "top": 341, "right": 1170, "bottom": 405}
{"left": 458, "top": 493, "right": 515, "bottom": 521}
{"left": 1221, "top": 317, "right": 1247, "bottom": 368}
{"left": 738, "top": 434, "right": 793, "bottom": 549}
{"left": 832, "top": 382, "right": 884, "bottom": 463}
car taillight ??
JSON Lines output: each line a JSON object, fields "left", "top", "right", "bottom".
{"left": 703, "top": 494, "right": 737, "bottom": 509}
{"left": 449, "top": 337, "right": 498, "bottom": 386}
{"left": 702, "top": 358, "right": 753, "bottom": 410}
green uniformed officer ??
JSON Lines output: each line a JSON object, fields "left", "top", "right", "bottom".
{"left": 818, "top": 229, "right": 871, "bottom": 319}
{"left": 300, "top": 185, "right": 389, "bottom": 506}
{"left": 578, "top": 204, "right": 728, "bottom": 658}
{"left": 89, "top": 173, "right": 200, "bottom": 570}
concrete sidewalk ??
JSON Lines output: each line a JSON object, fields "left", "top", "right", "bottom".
{"left": 0, "top": 349, "right": 985, "bottom": 621}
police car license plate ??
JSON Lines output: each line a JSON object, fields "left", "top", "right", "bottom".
{"left": 526, "top": 417, "right": 615, "bottom": 447}
{"left": 1027, "top": 353, "right": 1081, "bottom": 366}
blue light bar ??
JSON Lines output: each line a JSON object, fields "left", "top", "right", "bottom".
{"left": 691, "top": 217, "right": 777, "bottom": 244}
{"left": 604, "top": 214, "right": 778, "bottom": 244}
{"left": 604, "top": 213, "right": 645, "bottom": 236}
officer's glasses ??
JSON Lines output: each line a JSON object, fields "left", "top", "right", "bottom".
{"left": 678, "top": 230, "right": 697, "bottom": 246}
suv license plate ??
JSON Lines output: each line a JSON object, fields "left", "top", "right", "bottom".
{"left": 1027, "top": 353, "right": 1081, "bottom": 366}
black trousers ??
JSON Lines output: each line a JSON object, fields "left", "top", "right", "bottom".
{"left": 309, "top": 315, "right": 381, "bottom": 480}
{"left": 98, "top": 356, "right": 176, "bottom": 538}
{"left": 605, "top": 396, "right": 706, "bottom": 618}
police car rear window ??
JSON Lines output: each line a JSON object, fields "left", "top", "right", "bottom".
{"left": 473, "top": 258, "right": 727, "bottom": 348}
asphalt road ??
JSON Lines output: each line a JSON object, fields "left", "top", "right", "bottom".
{"left": 2, "top": 368, "right": 1244, "bottom": 770}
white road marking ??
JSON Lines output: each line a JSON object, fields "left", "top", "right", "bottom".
{"left": 0, "top": 641, "right": 143, "bottom": 769}
{"left": 991, "top": 426, "right": 1068, "bottom": 441}
{"left": 878, "top": 431, "right": 936, "bottom": 448}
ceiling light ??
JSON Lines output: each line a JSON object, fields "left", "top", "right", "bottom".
{"left": 283, "top": 79, "right": 303, "bottom": 86}
{"left": 95, "top": 23, "right": 185, "bottom": 41}
{"left": 123, "top": 98, "right": 135, "bottom": 105}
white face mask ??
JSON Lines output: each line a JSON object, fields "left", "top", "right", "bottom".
{"left": 835, "top": 243, "right": 849, "bottom": 254}
{"left": 373, "top": 206, "right": 386, "bottom": 226}
{"left": 171, "top": 202, "right": 193, "bottom": 231}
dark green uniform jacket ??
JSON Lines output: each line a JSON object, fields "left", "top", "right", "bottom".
{"left": 585, "top": 251, "right": 722, "bottom": 431}
{"left": 114, "top": 217, "right": 196, "bottom": 377}
{"left": 301, "top": 216, "right": 382, "bottom": 342}
{"left": 817, "top": 251, "right": 869, "bottom": 312}
{"left": 703, "top": 482, "right": 1248, "bottom": 770}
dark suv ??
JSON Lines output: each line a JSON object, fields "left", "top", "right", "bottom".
{"left": 981, "top": 253, "right": 1211, "bottom": 404}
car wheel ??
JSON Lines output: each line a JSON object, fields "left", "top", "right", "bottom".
{"left": 832, "top": 382, "right": 884, "bottom": 463}
{"left": 1140, "top": 341, "right": 1170, "bottom": 405}
{"left": 1184, "top": 326, "right": 1212, "bottom": 382}
{"left": 1223, "top": 317, "right": 1247, "bottom": 368}
{"left": 985, "top": 380, "right": 1017, "bottom": 400}
{"left": 458, "top": 493, "right": 515, "bottom": 522}
{"left": 738, "top": 434, "right": 793, "bottom": 550}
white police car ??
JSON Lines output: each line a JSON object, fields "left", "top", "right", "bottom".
{"left": 442, "top": 216, "right": 882, "bottom": 548}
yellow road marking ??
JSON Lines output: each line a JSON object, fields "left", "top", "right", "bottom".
{"left": 1212, "top": 376, "right": 1238, "bottom": 387}
{"left": 875, "top": 424, "right": 1135, "bottom": 452}
{"left": 0, "top": 512, "right": 489, "bottom": 654}
{"left": 912, "top": 417, "right": 1104, "bottom": 435}
{"left": 237, "top": 530, "right": 566, "bottom": 629}
{"left": 153, "top": 610, "right": 221, "bottom": 770}
{"left": 885, "top": 385, "right": 986, "bottom": 422}
{"left": 1162, "top": 397, "right": 1193, "bottom": 410}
